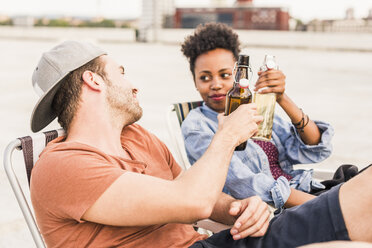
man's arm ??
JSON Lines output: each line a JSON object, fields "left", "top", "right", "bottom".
{"left": 83, "top": 104, "right": 262, "bottom": 227}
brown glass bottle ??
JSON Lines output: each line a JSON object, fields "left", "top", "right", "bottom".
{"left": 225, "top": 54, "right": 253, "bottom": 151}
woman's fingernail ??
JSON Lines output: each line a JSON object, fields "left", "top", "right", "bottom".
{"left": 231, "top": 229, "right": 238, "bottom": 235}
{"left": 235, "top": 222, "right": 241, "bottom": 228}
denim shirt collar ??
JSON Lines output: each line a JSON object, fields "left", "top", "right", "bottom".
{"left": 200, "top": 103, "right": 219, "bottom": 121}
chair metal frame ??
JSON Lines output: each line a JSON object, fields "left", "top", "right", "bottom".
{"left": 166, "top": 101, "right": 203, "bottom": 170}
{"left": 3, "top": 129, "right": 65, "bottom": 248}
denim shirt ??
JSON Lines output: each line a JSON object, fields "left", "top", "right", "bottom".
{"left": 181, "top": 103, "right": 334, "bottom": 208}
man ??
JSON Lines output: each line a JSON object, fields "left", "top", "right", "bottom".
{"left": 30, "top": 41, "right": 371, "bottom": 248}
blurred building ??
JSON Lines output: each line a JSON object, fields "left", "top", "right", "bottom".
{"left": 345, "top": 8, "right": 355, "bottom": 20}
{"left": 368, "top": 8, "right": 372, "bottom": 20}
{"left": 138, "top": 0, "right": 289, "bottom": 41}
{"left": 173, "top": 0, "right": 289, "bottom": 30}
{"left": 138, "top": 0, "right": 175, "bottom": 41}
{"left": 307, "top": 8, "right": 372, "bottom": 33}
{"left": 12, "top": 16, "right": 35, "bottom": 27}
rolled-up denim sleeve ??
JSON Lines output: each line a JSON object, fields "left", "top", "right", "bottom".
{"left": 183, "top": 112, "right": 293, "bottom": 208}
{"left": 183, "top": 127, "right": 291, "bottom": 208}
{"left": 273, "top": 115, "right": 334, "bottom": 165}
{"left": 226, "top": 155, "right": 291, "bottom": 208}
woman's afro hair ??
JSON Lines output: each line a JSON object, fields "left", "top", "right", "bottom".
{"left": 181, "top": 22, "right": 241, "bottom": 77}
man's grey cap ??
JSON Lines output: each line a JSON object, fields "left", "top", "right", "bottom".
{"left": 30, "top": 40, "right": 107, "bottom": 132}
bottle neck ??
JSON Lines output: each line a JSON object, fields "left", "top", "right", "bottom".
{"left": 235, "top": 66, "right": 251, "bottom": 88}
{"left": 235, "top": 66, "right": 249, "bottom": 82}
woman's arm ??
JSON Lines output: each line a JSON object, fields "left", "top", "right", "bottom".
{"left": 284, "top": 188, "right": 316, "bottom": 208}
{"left": 255, "top": 70, "right": 321, "bottom": 145}
{"left": 277, "top": 93, "right": 321, "bottom": 145}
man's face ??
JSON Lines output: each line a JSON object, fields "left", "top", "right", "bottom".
{"left": 101, "top": 56, "right": 143, "bottom": 125}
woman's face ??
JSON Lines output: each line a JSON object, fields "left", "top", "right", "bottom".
{"left": 194, "top": 48, "right": 235, "bottom": 113}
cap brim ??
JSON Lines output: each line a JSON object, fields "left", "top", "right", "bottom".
{"left": 30, "top": 74, "right": 67, "bottom": 132}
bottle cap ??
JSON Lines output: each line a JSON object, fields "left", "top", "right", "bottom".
{"left": 239, "top": 78, "right": 249, "bottom": 88}
{"left": 266, "top": 60, "right": 276, "bottom": 70}
{"left": 237, "top": 54, "right": 250, "bottom": 66}
{"left": 264, "top": 55, "right": 277, "bottom": 70}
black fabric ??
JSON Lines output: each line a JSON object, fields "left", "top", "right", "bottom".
{"left": 44, "top": 130, "right": 58, "bottom": 146}
{"left": 20, "top": 130, "right": 59, "bottom": 187}
{"left": 311, "top": 164, "right": 361, "bottom": 196}
{"left": 190, "top": 185, "right": 349, "bottom": 248}
{"left": 20, "top": 136, "right": 33, "bottom": 186}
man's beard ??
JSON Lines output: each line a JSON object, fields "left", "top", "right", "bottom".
{"left": 106, "top": 81, "right": 143, "bottom": 126}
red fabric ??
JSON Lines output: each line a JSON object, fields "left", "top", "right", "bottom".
{"left": 253, "top": 140, "right": 292, "bottom": 181}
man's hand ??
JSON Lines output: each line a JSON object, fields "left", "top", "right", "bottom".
{"left": 229, "top": 196, "right": 271, "bottom": 240}
{"left": 217, "top": 103, "right": 263, "bottom": 148}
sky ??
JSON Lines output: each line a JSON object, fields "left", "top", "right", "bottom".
{"left": 0, "top": 0, "right": 372, "bottom": 22}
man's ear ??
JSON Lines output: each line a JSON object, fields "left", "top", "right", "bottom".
{"left": 82, "top": 70, "right": 102, "bottom": 91}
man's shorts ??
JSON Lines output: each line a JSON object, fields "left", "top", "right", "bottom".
{"left": 190, "top": 184, "right": 350, "bottom": 248}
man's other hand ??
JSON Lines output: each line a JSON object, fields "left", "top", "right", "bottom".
{"left": 229, "top": 196, "right": 270, "bottom": 240}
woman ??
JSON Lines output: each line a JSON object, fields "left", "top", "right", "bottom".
{"left": 181, "top": 23, "right": 334, "bottom": 209}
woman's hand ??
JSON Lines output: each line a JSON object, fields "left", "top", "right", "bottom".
{"left": 255, "top": 70, "right": 286, "bottom": 102}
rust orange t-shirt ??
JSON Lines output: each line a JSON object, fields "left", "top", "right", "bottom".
{"left": 30, "top": 124, "right": 207, "bottom": 247}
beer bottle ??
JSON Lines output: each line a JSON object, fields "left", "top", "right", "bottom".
{"left": 252, "top": 55, "right": 278, "bottom": 140}
{"left": 259, "top": 55, "right": 278, "bottom": 72}
{"left": 225, "top": 54, "right": 253, "bottom": 151}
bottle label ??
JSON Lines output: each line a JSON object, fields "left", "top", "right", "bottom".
{"left": 252, "top": 93, "right": 276, "bottom": 140}
{"left": 226, "top": 97, "right": 242, "bottom": 114}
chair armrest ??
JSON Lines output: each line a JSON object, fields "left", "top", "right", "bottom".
{"left": 312, "top": 168, "right": 334, "bottom": 181}
{"left": 193, "top": 219, "right": 231, "bottom": 233}
{"left": 193, "top": 205, "right": 276, "bottom": 234}
{"left": 295, "top": 165, "right": 335, "bottom": 181}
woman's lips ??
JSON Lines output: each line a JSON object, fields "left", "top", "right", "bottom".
{"left": 209, "top": 94, "right": 226, "bottom": 101}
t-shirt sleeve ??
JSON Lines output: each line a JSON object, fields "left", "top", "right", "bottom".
{"left": 31, "top": 150, "right": 125, "bottom": 223}
{"left": 164, "top": 143, "right": 182, "bottom": 178}
{"left": 149, "top": 131, "right": 182, "bottom": 178}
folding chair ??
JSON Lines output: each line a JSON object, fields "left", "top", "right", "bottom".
{"left": 166, "top": 101, "right": 203, "bottom": 170}
{"left": 3, "top": 129, "right": 65, "bottom": 248}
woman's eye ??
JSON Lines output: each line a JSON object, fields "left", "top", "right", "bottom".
{"left": 200, "top": 75, "right": 211, "bottom": 81}
{"left": 221, "top": 73, "right": 231, "bottom": 79}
